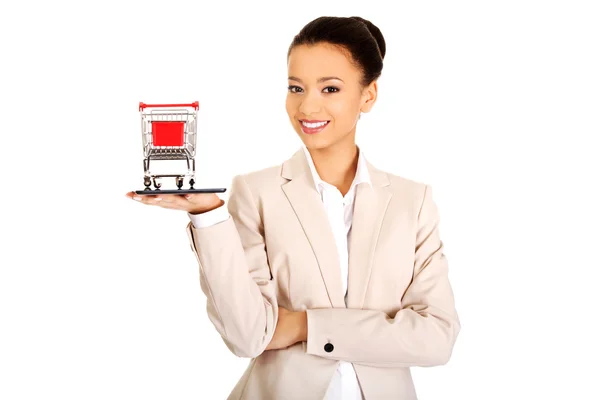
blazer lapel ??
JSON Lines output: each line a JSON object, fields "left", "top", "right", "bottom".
{"left": 280, "top": 148, "right": 392, "bottom": 310}
{"left": 281, "top": 149, "right": 346, "bottom": 308}
{"left": 346, "top": 163, "right": 392, "bottom": 309}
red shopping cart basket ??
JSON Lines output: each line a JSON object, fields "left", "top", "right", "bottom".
{"left": 134, "top": 101, "right": 226, "bottom": 195}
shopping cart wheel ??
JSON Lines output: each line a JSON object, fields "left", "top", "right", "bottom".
{"left": 152, "top": 177, "right": 162, "bottom": 189}
{"left": 144, "top": 176, "right": 151, "bottom": 190}
{"left": 189, "top": 178, "right": 195, "bottom": 189}
{"left": 176, "top": 177, "right": 184, "bottom": 189}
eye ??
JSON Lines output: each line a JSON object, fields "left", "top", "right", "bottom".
{"left": 323, "top": 86, "right": 339, "bottom": 93}
{"left": 287, "top": 85, "right": 303, "bottom": 93}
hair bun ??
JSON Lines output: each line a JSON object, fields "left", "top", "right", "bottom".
{"left": 350, "top": 16, "right": 386, "bottom": 60}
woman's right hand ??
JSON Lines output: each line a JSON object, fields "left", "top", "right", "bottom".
{"left": 125, "top": 191, "right": 224, "bottom": 214}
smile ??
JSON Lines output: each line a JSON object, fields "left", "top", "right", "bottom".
{"left": 299, "top": 120, "right": 330, "bottom": 134}
{"left": 301, "top": 120, "right": 328, "bottom": 128}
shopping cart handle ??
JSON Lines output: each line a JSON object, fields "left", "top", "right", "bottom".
{"left": 139, "top": 101, "right": 199, "bottom": 111}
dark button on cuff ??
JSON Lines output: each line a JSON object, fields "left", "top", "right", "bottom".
{"left": 324, "top": 343, "right": 334, "bottom": 353}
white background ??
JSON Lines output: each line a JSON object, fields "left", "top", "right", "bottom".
{"left": 1, "top": 0, "right": 599, "bottom": 399}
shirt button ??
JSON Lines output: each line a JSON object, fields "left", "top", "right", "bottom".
{"left": 324, "top": 343, "right": 334, "bottom": 352}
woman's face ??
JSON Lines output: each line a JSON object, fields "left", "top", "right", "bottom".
{"left": 286, "top": 42, "right": 377, "bottom": 151}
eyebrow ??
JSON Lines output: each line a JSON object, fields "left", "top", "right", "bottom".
{"left": 288, "top": 76, "right": 344, "bottom": 83}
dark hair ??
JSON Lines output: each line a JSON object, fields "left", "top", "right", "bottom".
{"left": 287, "top": 16, "right": 386, "bottom": 87}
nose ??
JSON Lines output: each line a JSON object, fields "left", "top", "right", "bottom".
{"left": 298, "top": 90, "right": 322, "bottom": 116}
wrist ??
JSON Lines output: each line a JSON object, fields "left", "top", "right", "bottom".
{"left": 296, "top": 311, "right": 308, "bottom": 343}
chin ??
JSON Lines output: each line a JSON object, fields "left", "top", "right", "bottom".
{"left": 298, "top": 133, "right": 327, "bottom": 147}
{"left": 305, "top": 141, "right": 335, "bottom": 153}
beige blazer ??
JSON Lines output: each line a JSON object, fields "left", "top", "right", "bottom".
{"left": 186, "top": 147, "right": 460, "bottom": 400}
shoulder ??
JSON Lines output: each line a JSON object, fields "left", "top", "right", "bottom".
{"left": 372, "top": 167, "right": 439, "bottom": 221}
{"left": 231, "top": 147, "right": 303, "bottom": 194}
{"left": 229, "top": 162, "right": 286, "bottom": 199}
{"left": 370, "top": 161, "right": 429, "bottom": 200}
{"left": 388, "top": 171, "right": 427, "bottom": 192}
{"left": 374, "top": 166, "right": 444, "bottom": 224}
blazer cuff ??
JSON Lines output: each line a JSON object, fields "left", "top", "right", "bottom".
{"left": 304, "top": 306, "right": 459, "bottom": 367}
{"left": 305, "top": 308, "right": 337, "bottom": 357}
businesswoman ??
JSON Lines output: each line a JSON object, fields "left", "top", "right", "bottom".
{"left": 127, "top": 16, "right": 460, "bottom": 400}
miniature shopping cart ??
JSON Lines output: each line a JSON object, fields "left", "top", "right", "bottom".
{"left": 134, "top": 101, "right": 227, "bottom": 195}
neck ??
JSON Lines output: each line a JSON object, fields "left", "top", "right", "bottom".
{"left": 308, "top": 138, "right": 359, "bottom": 196}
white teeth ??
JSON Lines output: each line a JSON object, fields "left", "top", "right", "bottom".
{"left": 301, "top": 121, "right": 328, "bottom": 128}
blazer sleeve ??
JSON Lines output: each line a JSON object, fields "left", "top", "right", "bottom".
{"left": 305, "top": 184, "right": 460, "bottom": 368}
{"left": 186, "top": 174, "right": 278, "bottom": 359}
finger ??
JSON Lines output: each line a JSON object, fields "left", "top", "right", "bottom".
{"left": 128, "top": 192, "right": 190, "bottom": 210}
{"left": 184, "top": 193, "right": 218, "bottom": 204}
{"left": 183, "top": 193, "right": 199, "bottom": 204}
{"left": 129, "top": 193, "right": 165, "bottom": 206}
{"left": 156, "top": 194, "right": 190, "bottom": 208}
{"left": 154, "top": 201, "right": 186, "bottom": 210}
{"left": 125, "top": 191, "right": 138, "bottom": 200}
{"left": 126, "top": 191, "right": 151, "bottom": 201}
{"left": 152, "top": 194, "right": 199, "bottom": 211}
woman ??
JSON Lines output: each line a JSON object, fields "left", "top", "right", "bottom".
{"left": 127, "top": 16, "right": 460, "bottom": 400}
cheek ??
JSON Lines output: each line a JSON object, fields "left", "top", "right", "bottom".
{"left": 328, "top": 100, "right": 358, "bottom": 127}
{"left": 328, "top": 93, "right": 359, "bottom": 116}
{"left": 285, "top": 97, "right": 297, "bottom": 117}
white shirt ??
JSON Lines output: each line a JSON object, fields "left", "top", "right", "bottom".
{"left": 188, "top": 145, "right": 371, "bottom": 400}
{"left": 301, "top": 145, "right": 370, "bottom": 400}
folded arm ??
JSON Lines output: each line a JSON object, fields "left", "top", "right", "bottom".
{"left": 305, "top": 184, "right": 460, "bottom": 368}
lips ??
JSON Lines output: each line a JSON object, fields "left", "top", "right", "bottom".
{"left": 299, "top": 119, "right": 330, "bottom": 135}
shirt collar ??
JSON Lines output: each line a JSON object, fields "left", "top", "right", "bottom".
{"left": 302, "top": 144, "right": 372, "bottom": 195}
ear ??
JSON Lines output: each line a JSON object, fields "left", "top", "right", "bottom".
{"left": 360, "top": 80, "right": 378, "bottom": 113}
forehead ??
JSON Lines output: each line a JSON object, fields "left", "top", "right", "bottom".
{"left": 287, "top": 43, "right": 360, "bottom": 81}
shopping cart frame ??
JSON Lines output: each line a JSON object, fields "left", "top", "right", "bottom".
{"left": 134, "top": 101, "right": 227, "bottom": 195}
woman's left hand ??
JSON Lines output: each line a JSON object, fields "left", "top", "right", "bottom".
{"left": 265, "top": 307, "right": 307, "bottom": 351}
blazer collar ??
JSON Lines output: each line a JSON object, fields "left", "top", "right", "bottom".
{"left": 281, "top": 146, "right": 392, "bottom": 309}
{"left": 300, "top": 144, "right": 373, "bottom": 195}
{"left": 282, "top": 146, "right": 390, "bottom": 188}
